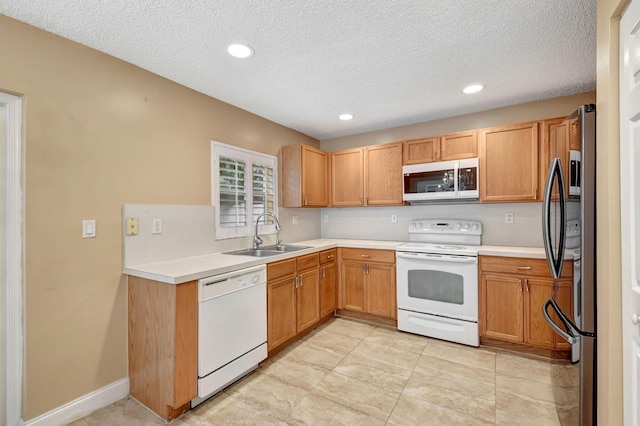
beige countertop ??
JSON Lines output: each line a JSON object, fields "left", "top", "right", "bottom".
{"left": 124, "top": 238, "right": 404, "bottom": 284}
{"left": 479, "top": 245, "right": 575, "bottom": 260}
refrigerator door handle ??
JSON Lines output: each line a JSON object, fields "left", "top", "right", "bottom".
{"left": 542, "top": 158, "right": 567, "bottom": 279}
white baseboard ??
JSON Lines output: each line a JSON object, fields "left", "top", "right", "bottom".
{"left": 23, "top": 378, "right": 129, "bottom": 426}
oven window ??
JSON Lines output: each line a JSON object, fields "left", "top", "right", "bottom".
{"left": 407, "top": 270, "right": 464, "bottom": 304}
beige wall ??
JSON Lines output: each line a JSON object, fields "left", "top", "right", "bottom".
{"left": 0, "top": 15, "right": 319, "bottom": 420}
{"left": 321, "top": 92, "right": 596, "bottom": 151}
{"left": 596, "top": 0, "right": 626, "bottom": 424}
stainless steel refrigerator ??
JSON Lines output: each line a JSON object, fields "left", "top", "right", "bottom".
{"left": 542, "top": 104, "right": 596, "bottom": 425}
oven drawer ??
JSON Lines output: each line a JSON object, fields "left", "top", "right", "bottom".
{"left": 340, "top": 248, "right": 395, "bottom": 263}
{"left": 479, "top": 256, "right": 572, "bottom": 278}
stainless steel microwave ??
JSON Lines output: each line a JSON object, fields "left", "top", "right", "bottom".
{"left": 402, "top": 158, "right": 479, "bottom": 203}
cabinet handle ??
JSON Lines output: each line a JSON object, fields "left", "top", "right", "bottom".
{"left": 360, "top": 254, "right": 371, "bottom": 258}
{"left": 304, "top": 196, "right": 308, "bottom": 206}
{"left": 365, "top": 197, "right": 369, "bottom": 205}
{"left": 365, "top": 264, "right": 370, "bottom": 274}
{"left": 518, "top": 279, "right": 523, "bottom": 292}
{"left": 322, "top": 267, "right": 325, "bottom": 278}
{"left": 300, "top": 275, "right": 303, "bottom": 287}
{"left": 362, "top": 264, "right": 366, "bottom": 274}
{"left": 295, "top": 276, "right": 299, "bottom": 288}
{"left": 517, "top": 266, "right": 531, "bottom": 270}
{"left": 326, "top": 255, "right": 334, "bottom": 260}
{"left": 525, "top": 279, "right": 529, "bottom": 292}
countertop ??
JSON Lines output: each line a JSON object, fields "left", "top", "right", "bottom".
{"left": 124, "top": 238, "right": 404, "bottom": 284}
{"left": 124, "top": 238, "right": 567, "bottom": 284}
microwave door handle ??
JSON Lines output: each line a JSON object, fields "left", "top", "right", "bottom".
{"left": 453, "top": 162, "right": 459, "bottom": 195}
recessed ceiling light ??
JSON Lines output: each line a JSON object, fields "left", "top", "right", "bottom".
{"left": 338, "top": 113, "right": 354, "bottom": 121}
{"left": 227, "top": 43, "right": 254, "bottom": 59}
{"left": 463, "top": 84, "right": 485, "bottom": 94}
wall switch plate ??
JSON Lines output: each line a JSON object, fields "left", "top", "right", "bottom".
{"left": 82, "top": 219, "right": 96, "bottom": 238}
{"left": 152, "top": 218, "right": 163, "bottom": 234}
{"left": 391, "top": 213, "right": 398, "bottom": 223}
{"left": 292, "top": 216, "right": 299, "bottom": 225}
{"left": 323, "top": 214, "right": 329, "bottom": 223}
{"left": 505, "top": 212, "right": 514, "bottom": 224}
{"left": 126, "top": 217, "right": 138, "bottom": 235}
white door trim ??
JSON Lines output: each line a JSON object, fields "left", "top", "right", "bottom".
{"left": 1, "top": 91, "right": 24, "bottom": 426}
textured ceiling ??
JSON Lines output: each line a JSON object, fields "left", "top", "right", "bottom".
{"left": 0, "top": 1, "right": 596, "bottom": 140}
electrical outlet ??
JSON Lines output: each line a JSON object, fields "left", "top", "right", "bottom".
{"left": 505, "top": 212, "right": 514, "bottom": 224}
{"left": 152, "top": 218, "right": 163, "bottom": 234}
{"left": 323, "top": 214, "right": 329, "bottom": 223}
{"left": 391, "top": 213, "right": 398, "bottom": 223}
{"left": 292, "top": 215, "right": 299, "bottom": 225}
{"left": 126, "top": 217, "right": 138, "bottom": 235}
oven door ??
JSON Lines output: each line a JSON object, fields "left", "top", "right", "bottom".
{"left": 396, "top": 251, "right": 478, "bottom": 321}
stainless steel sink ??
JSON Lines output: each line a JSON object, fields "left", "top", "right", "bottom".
{"left": 261, "top": 244, "right": 311, "bottom": 252}
{"left": 224, "top": 245, "right": 311, "bottom": 257}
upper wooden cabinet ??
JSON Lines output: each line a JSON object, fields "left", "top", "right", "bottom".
{"left": 403, "top": 131, "right": 477, "bottom": 164}
{"left": 280, "top": 144, "right": 329, "bottom": 207}
{"left": 479, "top": 122, "right": 540, "bottom": 202}
{"left": 331, "top": 142, "right": 403, "bottom": 206}
{"left": 540, "top": 117, "right": 570, "bottom": 198}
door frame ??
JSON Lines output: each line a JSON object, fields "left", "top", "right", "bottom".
{"left": 1, "top": 91, "right": 24, "bottom": 425}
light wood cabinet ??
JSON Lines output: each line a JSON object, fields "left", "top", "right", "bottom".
{"left": 128, "top": 277, "right": 197, "bottom": 421}
{"left": 319, "top": 249, "right": 337, "bottom": 318}
{"left": 339, "top": 248, "right": 396, "bottom": 319}
{"left": 331, "top": 142, "right": 403, "bottom": 206}
{"left": 479, "top": 122, "right": 540, "bottom": 202}
{"left": 479, "top": 256, "right": 573, "bottom": 350}
{"left": 280, "top": 144, "right": 329, "bottom": 207}
{"left": 403, "top": 131, "right": 477, "bottom": 164}
{"left": 267, "top": 253, "right": 320, "bottom": 352}
{"left": 540, "top": 117, "right": 571, "bottom": 198}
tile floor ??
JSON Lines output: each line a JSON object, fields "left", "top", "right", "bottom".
{"left": 69, "top": 317, "right": 579, "bottom": 425}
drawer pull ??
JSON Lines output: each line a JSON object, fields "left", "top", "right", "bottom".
{"left": 517, "top": 266, "right": 532, "bottom": 270}
{"left": 360, "top": 254, "right": 371, "bottom": 258}
{"left": 326, "top": 255, "right": 334, "bottom": 259}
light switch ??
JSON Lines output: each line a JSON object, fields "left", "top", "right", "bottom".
{"left": 82, "top": 220, "right": 96, "bottom": 238}
{"left": 292, "top": 216, "right": 299, "bottom": 225}
{"left": 126, "top": 217, "right": 138, "bottom": 236}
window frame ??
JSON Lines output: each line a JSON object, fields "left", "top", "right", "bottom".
{"left": 211, "top": 141, "right": 279, "bottom": 240}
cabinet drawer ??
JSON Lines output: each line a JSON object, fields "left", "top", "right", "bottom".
{"left": 320, "top": 249, "right": 337, "bottom": 264}
{"left": 267, "top": 258, "right": 296, "bottom": 281}
{"left": 479, "top": 256, "right": 572, "bottom": 279}
{"left": 340, "top": 248, "right": 395, "bottom": 264}
{"left": 297, "top": 253, "right": 319, "bottom": 272}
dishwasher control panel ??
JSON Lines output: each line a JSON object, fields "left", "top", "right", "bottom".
{"left": 199, "top": 265, "right": 267, "bottom": 302}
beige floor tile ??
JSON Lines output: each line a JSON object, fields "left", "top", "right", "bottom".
{"left": 67, "top": 397, "right": 164, "bottom": 425}
{"left": 402, "top": 369, "right": 496, "bottom": 422}
{"left": 304, "top": 328, "right": 362, "bottom": 353}
{"left": 422, "top": 338, "right": 496, "bottom": 371}
{"left": 334, "top": 353, "right": 412, "bottom": 393}
{"left": 287, "top": 394, "right": 385, "bottom": 426}
{"left": 496, "top": 352, "right": 573, "bottom": 386}
{"left": 322, "top": 317, "right": 375, "bottom": 339}
{"left": 414, "top": 353, "right": 496, "bottom": 383}
{"left": 312, "top": 371, "right": 400, "bottom": 420}
{"left": 185, "top": 392, "right": 288, "bottom": 425}
{"left": 388, "top": 394, "right": 494, "bottom": 426}
{"left": 496, "top": 373, "right": 578, "bottom": 408}
{"left": 258, "top": 355, "right": 330, "bottom": 391}
{"left": 225, "top": 372, "right": 308, "bottom": 420}
{"left": 363, "top": 326, "right": 430, "bottom": 354}
{"left": 282, "top": 339, "right": 348, "bottom": 369}
{"left": 350, "top": 339, "right": 421, "bottom": 370}
{"left": 496, "top": 390, "right": 564, "bottom": 425}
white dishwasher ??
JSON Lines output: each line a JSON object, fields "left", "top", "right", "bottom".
{"left": 192, "top": 264, "right": 267, "bottom": 407}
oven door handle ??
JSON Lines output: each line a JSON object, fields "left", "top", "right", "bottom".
{"left": 396, "top": 252, "right": 477, "bottom": 263}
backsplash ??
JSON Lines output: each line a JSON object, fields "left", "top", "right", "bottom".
{"left": 122, "top": 204, "right": 321, "bottom": 267}
{"left": 320, "top": 201, "right": 580, "bottom": 246}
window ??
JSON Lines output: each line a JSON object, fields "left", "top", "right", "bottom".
{"left": 212, "top": 142, "right": 278, "bottom": 239}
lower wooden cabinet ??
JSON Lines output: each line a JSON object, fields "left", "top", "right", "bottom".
{"left": 479, "top": 255, "right": 573, "bottom": 350}
{"left": 319, "top": 249, "right": 338, "bottom": 318}
{"left": 339, "top": 248, "right": 396, "bottom": 319}
{"left": 267, "top": 253, "right": 320, "bottom": 352}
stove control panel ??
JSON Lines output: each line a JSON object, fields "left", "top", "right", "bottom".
{"left": 408, "top": 219, "right": 482, "bottom": 235}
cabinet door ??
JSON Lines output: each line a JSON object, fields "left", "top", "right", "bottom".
{"left": 403, "top": 137, "right": 439, "bottom": 164}
{"left": 441, "top": 131, "right": 477, "bottom": 160}
{"left": 342, "top": 261, "right": 366, "bottom": 312}
{"left": 366, "top": 263, "right": 396, "bottom": 319}
{"left": 320, "top": 263, "right": 337, "bottom": 318}
{"left": 301, "top": 145, "right": 329, "bottom": 206}
{"left": 331, "top": 148, "right": 364, "bottom": 206}
{"left": 479, "top": 122, "right": 539, "bottom": 202}
{"left": 553, "top": 280, "right": 574, "bottom": 350}
{"left": 296, "top": 269, "right": 320, "bottom": 333}
{"left": 540, "top": 117, "right": 570, "bottom": 199}
{"left": 267, "top": 277, "right": 297, "bottom": 352}
{"left": 365, "top": 142, "right": 403, "bottom": 205}
{"left": 480, "top": 274, "right": 524, "bottom": 343}
{"left": 524, "top": 279, "right": 555, "bottom": 349}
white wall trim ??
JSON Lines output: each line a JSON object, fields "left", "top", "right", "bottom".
{"left": 23, "top": 378, "right": 129, "bottom": 426}
{"left": 1, "top": 92, "right": 24, "bottom": 426}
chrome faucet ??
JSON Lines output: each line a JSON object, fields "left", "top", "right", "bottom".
{"left": 253, "top": 212, "right": 282, "bottom": 250}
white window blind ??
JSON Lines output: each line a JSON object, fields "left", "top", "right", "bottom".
{"left": 212, "top": 142, "right": 278, "bottom": 239}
